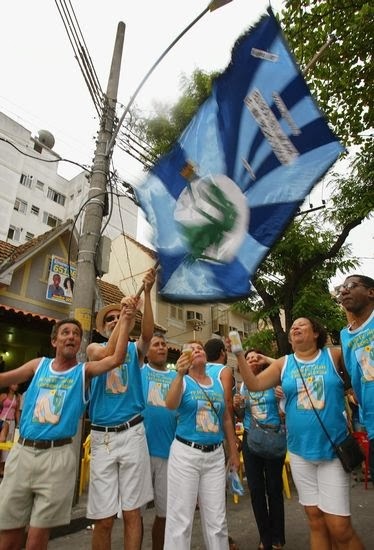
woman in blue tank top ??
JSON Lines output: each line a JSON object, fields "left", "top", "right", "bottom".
{"left": 234, "top": 349, "right": 285, "bottom": 550}
{"left": 231, "top": 318, "right": 364, "bottom": 550}
{"left": 164, "top": 340, "right": 239, "bottom": 550}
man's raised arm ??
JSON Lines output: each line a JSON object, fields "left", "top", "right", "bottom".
{"left": 85, "top": 300, "right": 136, "bottom": 380}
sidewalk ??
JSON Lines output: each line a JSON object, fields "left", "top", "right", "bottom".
{"left": 49, "top": 480, "right": 373, "bottom": 549}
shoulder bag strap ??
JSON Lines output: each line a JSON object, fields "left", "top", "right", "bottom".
{"left": 1, "top": 395, "right": 15, "bottom": 422}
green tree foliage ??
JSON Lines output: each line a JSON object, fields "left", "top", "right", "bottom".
{"left": 280, "top": 0, "right": 373, "bottom": 150}
{"left": 242, "top": 328, "right": 277, "bottom": 358}
{"left": 234, "top": 213, "right": 354, "bottom": 355}
{"left": 137, "top": 69, "right": 217, "bottom": 159}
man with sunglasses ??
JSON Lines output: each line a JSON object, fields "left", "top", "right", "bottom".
{"left": 339, "top": 274, "right": 374, "bottom": 485}
{"left": 86, "top": 268, "right": 156, "bottom": 550}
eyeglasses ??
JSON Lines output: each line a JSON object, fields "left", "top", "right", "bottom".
{"left": 104, "top": 314, "right": 120, "bottom": 323}
{"left": 338, "top": 282, "right": 369, "bottom": 293}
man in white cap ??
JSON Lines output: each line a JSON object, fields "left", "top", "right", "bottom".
{"left": 86, "top": 268, "right": 156, "bottom": 550}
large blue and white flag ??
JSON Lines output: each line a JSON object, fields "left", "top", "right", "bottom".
{"left": 136, "top": 9, "right": 344, "bottom": 302}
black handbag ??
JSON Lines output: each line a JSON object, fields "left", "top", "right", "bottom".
{"left": 334, "top": 434, "right": 365, "bottom": 474}
{"left": 247, "top": 417, "right": 287, "bottom": 459}
{"left": 294, "top": 357, "right": 364, "bottom": 473}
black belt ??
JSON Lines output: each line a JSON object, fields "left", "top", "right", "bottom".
{"left": 18, "top": 437, "right": 72, "bottom": 449}
{"left": 176, "top": 435, "right": 222, "bottom": 453}
{"left": 91, "top": 415, "right": 143, "bottom": 433}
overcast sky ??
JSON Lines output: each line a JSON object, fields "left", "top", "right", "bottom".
{"left": 0, "top": 0, "right": 372, "bottom": 282}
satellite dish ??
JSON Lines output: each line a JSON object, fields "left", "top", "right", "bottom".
{"left": 37, "top": 130, "right": 55, "bottom": 149}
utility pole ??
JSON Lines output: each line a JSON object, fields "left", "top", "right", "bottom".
{"left": 71, "top": 22, "right": 125, "bottom": 358}
{"left": 69, "top": 22, "right": 125, "bottom": 505}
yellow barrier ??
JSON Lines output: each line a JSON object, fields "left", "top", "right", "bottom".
{"left": 282, "top": 452, "right": 292, "bottom": 499}
{"left": 79, "top": 434, "right": 91, "bottom": 495}
{"left": 0, "top": 442, "right": 13, "bottom": 451}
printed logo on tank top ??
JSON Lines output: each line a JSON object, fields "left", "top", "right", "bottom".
{"left": 248, "top": 392, "right": 267, "bottom": 420}
{"left": 355, "top": 341, "right": 374, "bottom": 382}
{"left": 148, "top": 380, "right": 172, "bottom": 407}
{"left": 296, "top": 375, "right": 325, "bottom": 410}
{"left": 33, "top": 381, "right": 69, "bottom": 425}
{"left": 196, "top": 400, "right": 220, "bottom": 433}
{"left": 105, "top": 364, "right": 128, "bottom": 394}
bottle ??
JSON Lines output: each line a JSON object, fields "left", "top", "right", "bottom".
{"left": 229, "top": 330, "right": 243, "bottom": 354}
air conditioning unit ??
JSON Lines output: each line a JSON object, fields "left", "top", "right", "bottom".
{"left": 186, "top": 310, "right": 204, "bottom": 323}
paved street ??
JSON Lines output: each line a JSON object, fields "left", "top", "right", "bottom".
{"left": 48, "top": 479, "right": 373, "bottom": 549}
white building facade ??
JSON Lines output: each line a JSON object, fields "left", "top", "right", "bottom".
{"left": 0, "top": 111, "right": 137, "bottom": 244}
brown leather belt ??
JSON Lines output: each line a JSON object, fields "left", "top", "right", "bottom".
{"left": 176, "top": 435, "right": 222, "bottom": 453}
{"left": 18, "top": 436, "right": 72, "bottom": 449}
{"left": 91, "top": 414, "right": 143, "bottom": 433}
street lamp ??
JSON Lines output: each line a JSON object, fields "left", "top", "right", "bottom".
{"left": 106, "top": 0, "right": 233, "bottom": 155}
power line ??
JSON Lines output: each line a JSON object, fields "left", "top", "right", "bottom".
{"left": 55, "top": 0, "right": 103, "bottom": 116}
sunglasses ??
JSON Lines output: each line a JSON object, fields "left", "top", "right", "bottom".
{"left": 338, "top": 282, "right": 369, "bottom": 293}
{"left": 104, "top": 314, "right": 120, "bottom": 323}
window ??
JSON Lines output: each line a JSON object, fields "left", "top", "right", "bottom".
{"left": 35, "top": 180, "right": 44, "bottom": 191}
{"left": 186, "top": 310, "right": 203, "bottom": 321}
{"left": 19, "top": 174, "right": 33, "bottom": 188}
{"left": 47, "top": 187, "right": 66, "bottom": 206}
{"left": 25, "top": 232, "right": 34, "bottom": 241}
{"left": 31, "top": 205, "right": 40, "bottom": 216}
{"left": 243, "top": 321, "right": 251, "bottom": 337}
{"left": 43, "top": 212, "right": 62, "bottom": 228}
{"left": 170, "top": 304, "right": 184, "bottom": 322}
{"left": 7, "top": 225, "right": 21, "bottom": 242}
{"left": 14, "top": 198, "right": 28, "bottom": 214}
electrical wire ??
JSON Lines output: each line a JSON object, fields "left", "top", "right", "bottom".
{"left": 54, "top": 0, "right": 103, "bottom": 116}
{"left": 0, "top": 136, "right": 91, "bottom": 171}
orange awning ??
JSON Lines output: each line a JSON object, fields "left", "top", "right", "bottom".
{"left": 0, "top": 304, "right": 57, "bottom": 323}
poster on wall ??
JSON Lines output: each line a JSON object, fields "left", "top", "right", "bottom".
{"left": 46, "top": 255, "right": 76, "bottom": 304}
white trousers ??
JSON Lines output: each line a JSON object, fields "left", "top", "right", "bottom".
{"left": 164, "top": 438, "right": 229, "bottom": 550}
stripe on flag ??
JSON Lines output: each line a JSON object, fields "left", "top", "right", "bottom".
{"left": 135, "top": 9, "right": 344, "bottom": 302}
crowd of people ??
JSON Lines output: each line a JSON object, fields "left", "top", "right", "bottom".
{"left": 0, "top": 271, "right": 372, "bottom": 550}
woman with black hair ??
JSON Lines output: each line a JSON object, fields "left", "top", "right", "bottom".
{"left": 232, "top": 318, "right": 364, "bottom": 550}
{"left": 233, "top": 349, "right": 285, "bottom": 550}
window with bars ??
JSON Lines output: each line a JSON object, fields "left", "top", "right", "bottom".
{"left": 170, "top": 304, "right": 184, "bottom": 322}
{"left": 19, "top": 174, "right": 33, "bottom": 188}
{"left": 43, "top": 212, "right": 62, "bottom": 228}
{"left": 14, "top": 198, "right": 28, "bottom": 214}
{"left": 47, "top": 187, "right": 66, "bottom": 206}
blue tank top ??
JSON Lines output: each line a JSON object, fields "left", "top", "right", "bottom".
{"left": 20, "top": 357, "right": 87, "bottom": 440}
{"left": 281, "top": 348, "right": 347, "bottom": 460}
{"left": 240, "top": 383, "right": 281, "bottom": 431}
{"left": 341, "top": 311, "right": 374, "bottom": 438}
{"left": 141, "top": 364, "right": 177, "bottom": 458}
{"left": 88, "top": 341, "right": 144, "bottom": 425}
{"left": 176, "top": 372, "right": 225, "bottom": 445}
